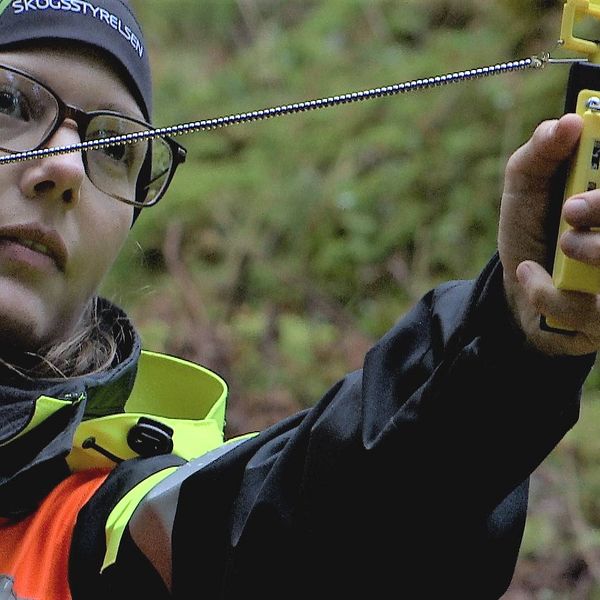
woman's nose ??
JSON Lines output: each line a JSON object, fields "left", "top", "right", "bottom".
{"left": 19, "top": 121, "right": 85, "bottom": 206}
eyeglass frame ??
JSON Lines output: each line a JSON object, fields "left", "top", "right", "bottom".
{"left": 0, "top": 63, "right": 187, "bottom": 208}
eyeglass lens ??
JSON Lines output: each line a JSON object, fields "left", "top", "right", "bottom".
{"left": 0, "top": 66, "right": 173, "bottom": 206}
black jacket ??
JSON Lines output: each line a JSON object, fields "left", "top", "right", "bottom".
{"left": 3, "top": 253, "right": 596, "bottom": 599}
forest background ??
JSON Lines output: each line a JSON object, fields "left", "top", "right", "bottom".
{"left": 110, "top": 1, "right": 599, "bottom": 597}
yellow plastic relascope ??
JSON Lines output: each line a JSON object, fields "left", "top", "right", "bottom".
{"left": 560, "top": 0, "right": 600, "bottom": 62}
{"left": 550, "top": 91, "right": 600, "bottom": 295}
{"left": 544, "top": 1, "right": 600, "bottom": 331}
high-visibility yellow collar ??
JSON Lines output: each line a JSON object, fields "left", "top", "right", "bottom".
{"left": 10, "top": 350, "right": 229, "bottom": 471}
{"left": 68, "top": 350, "right": 229, "bottom": 470}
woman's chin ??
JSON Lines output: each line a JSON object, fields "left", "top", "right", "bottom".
{"left": 0, "top": 291, "right": 64, "bottom": 353}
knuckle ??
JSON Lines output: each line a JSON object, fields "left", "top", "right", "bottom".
{"left": 526, "top": 282, "right": 547, "bottom": 313}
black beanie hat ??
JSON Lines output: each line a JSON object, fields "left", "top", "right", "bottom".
{"left": 0, "top": 0, "right": 152, "bottom": 120}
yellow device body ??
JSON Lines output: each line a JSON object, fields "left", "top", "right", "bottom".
{"left": 552, "top": 90, "right": 600, "bottom": 293}
{"left": 542, "top": 3, "right": 600, "bottom": 331}
{"left": 546, "top": 90, "right": 600, "bottom": 329}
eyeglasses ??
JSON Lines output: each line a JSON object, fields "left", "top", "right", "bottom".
{"left": 0, "top": 64, "right": 187, "bottom": 208}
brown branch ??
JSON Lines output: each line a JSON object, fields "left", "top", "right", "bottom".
{"left": 162, "top": 220, "right": 232, "bottom": 377}
{"left": 163, "top": 220, "right": 208, "bottom": 326}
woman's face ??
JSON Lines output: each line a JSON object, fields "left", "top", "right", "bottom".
{"left": 0, "top": 46, "right": 138, "bottom": 351}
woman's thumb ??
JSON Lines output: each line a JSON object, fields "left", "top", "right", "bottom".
{"left": 506, "top": 113, "right": 583, "bottom": 183}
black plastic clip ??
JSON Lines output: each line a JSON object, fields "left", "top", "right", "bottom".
{"left": 127, "top": 417, "right": 174, "bottom": 457}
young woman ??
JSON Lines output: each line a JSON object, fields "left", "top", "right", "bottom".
{"left": 0, "top": 2, "right": 597, "bottom": 599}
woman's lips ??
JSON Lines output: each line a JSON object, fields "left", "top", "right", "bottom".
{"left": 0, "top": 238, "right": 59, "bottom": 272}
{"left": 0, "top": 224, "right": 68, "bottom": 271}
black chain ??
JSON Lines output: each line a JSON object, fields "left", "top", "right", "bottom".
{"left": 0, "top": 55, "right": 548, "bottom": 165}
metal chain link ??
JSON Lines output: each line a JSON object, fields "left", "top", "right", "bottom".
{"left": 0, "top": 53, "right": 569, "bottom": 165}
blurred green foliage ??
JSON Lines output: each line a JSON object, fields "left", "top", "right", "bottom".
{"left": 99, "top": 2, "right": 600, "bottom": 594}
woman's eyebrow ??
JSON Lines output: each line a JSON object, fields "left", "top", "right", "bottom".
{"left": 92, "top": 102, "right": 145, "bottom": 120}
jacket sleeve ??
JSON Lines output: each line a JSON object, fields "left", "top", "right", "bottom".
{"left": 136, "top": 253, "right": 596, "bottom": 598}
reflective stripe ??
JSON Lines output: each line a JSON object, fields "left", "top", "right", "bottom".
{"left": 129, "top": 436, "right": 254, "bottom": 591}
{"left": 101, "top": 466, "right": 179, "bottom": 573}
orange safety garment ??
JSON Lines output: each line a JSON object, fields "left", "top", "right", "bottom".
{"left": 0, "top": 469, "right": 110, "bottom": 600}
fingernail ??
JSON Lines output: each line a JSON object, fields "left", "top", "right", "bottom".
{"left": 565, "top": 197, "right": 588, "bottom": 216}
{"left": 566, "top": 198, "right": 587, "bottom": 210}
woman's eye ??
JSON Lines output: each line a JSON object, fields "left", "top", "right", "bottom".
{"left": 0, "top": 89, "right": 31, "bottom": 121}
{"left": 89, "top": 129, "right": 130, "bottom": 165}
{"left": 103, "top": 143, "right": 127, "bottom": 163}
